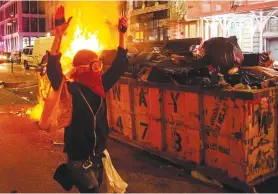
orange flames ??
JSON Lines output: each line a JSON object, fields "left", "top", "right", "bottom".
{"left": 27, "top": 1, "right": 120, "bottom": 121}
{"left": 61, "top": 24, "right": 104, "bottom": 75}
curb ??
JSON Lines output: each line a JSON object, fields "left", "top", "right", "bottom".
{"left": 0, "top": 80, "right": 37, "bottom": 89}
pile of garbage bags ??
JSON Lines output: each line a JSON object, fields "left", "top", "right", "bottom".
{"left": 123, "top": 36, "right": 277, "bottom": 90}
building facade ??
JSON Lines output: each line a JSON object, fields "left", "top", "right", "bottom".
{"left": 127, "top": 1, "right": 170, "bottom": 42}
{"left": 186, "top": 0, "right": 278, "bottom": 61}
{"left": 126, "top": 1, "right": 200, "bottom": 43}
{"left": 0, "top": 0, "right": 49, "bottom": 52}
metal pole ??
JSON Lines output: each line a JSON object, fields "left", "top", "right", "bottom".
{"left": 11, "top": 32, "right": 13, "bottom": 74}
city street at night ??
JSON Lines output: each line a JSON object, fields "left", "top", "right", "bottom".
{"left": 1, "top": 0, "right": 278, "bottom": 193}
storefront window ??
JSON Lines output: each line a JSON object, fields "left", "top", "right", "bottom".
{"left": 146, "top": 21, "right": 153, "bottom": 29}
{"left": 131, "top": 9, "right": 169, "bottom": 42}
{"left": 22, "top": 37, "right": 30, "bottom": 48}
{"left": 152, "top": 29, "right": 158, "bottom": 40}
{"left": 154, "top": 20, "right": 159, "bottom": 28}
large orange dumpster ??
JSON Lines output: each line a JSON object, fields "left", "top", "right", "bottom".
{"left": 106, "top": 78, "right": 278, "bottom": 190}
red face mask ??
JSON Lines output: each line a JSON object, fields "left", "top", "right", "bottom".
{"left": 73, "top": 61, "right": 105, "bottom": 98}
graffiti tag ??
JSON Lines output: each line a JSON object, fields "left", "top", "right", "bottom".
{"left": 205, "top": 99, "right": 229, "bottom": 138}
{"left": 116, "top": 116, "right": 123, "bottom": 132}
{"left": 247, "top": 150, "right": 275, "bottom": 179}
{"left": 173, "top": 131, "right": 182, "bottom": 152}
{"left": 252, "top": 103, "right": 274, "bottom": 136}
{"left": 205, "top": 143, "right": 230, "bottom": 155}
{"left": 139, "top": 88, "right": 148, "bottom": 107}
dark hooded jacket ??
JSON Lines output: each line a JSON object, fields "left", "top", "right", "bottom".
{"left": 47, "top": 47, "right": 128, "bottom": 160}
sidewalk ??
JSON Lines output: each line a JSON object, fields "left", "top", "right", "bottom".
{"left": 0, "top": 63, "right": 37, "bottom": 88}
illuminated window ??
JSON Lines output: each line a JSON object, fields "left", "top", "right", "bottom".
{"left": 22, "top": 37, "right": 30, "bottom": 48}
{"left": 30, "top": 37, "right": 38, "bottom": 46}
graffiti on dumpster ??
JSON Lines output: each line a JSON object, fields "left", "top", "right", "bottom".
{"left": 112, "top": 85, "right": 121, "bottom": 101}
{"left": 248, "top": 137, "right": 270, "bottom": 155}
{"left": 140, "top": 122, "right": 148, "bottom": 139}
{"left": 252, "top": 105, "right": 274, "bottom": 136}
{"left": 247, "top": 149, "right": 275, "bottom": 180}
{"left": 139, "top": 88, "right": 148, "bottom": 107}
{"left": 116, "top": 116, "right": 123, "bottom": 132}
{"left": 172, "top": 131, "right": 182, "bottom": 152}
{"left": 169, "top": 92, "right": 180, "bottom": 113}
{"left": 205, "top": 98, "right": 229, "bottom": 137}
{"left": 205, "top": 143, "right": 230, "bottom": 155}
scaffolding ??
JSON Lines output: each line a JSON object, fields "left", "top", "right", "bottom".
{"left": 201, "top": 9, "right": 278, "bottom": 52}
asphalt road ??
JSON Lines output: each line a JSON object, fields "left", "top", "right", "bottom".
{"left": 0, "top": 62, "right": 224, "bottom": 193}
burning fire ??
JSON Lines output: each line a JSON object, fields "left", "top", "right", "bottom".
{"left": 61, "top": 24, "right": 104, "bottom": 75}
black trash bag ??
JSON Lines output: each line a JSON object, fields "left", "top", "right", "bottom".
{"left": 163, "top": 38, "right": 202, "bottom": 55}
{"left": 241, "top": 52, "right": 272, "bottom": 67}
{"left": 198, "top": 36, "right": 244, "bottom": 73}
{"left": 147, "top": 66, "right": 174, "bottom": 84}
{"left": 241, "top": 53, "right": 259, "bottom": 67}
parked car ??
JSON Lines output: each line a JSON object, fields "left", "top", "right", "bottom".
{"left": 0, "top": 52, "right": 11, "bottom": 63}
{"left": 10, "top": 51, "right": 21, "bottom": 64}
{"left": 21, "top": 46, "right": 34, "bottom": 69}
{"left": 21, "top": 36, "right": 55, "bottom": 70}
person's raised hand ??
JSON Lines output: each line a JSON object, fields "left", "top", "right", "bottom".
{"left": 55, "top": 5, "right": 72, "bottom": 37}
{"left": 118, "top": 16, "right": 128, "bottom": 34}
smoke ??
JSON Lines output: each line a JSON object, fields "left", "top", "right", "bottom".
{"left": 60, "top": 1, "right": 120, "bottom": 53}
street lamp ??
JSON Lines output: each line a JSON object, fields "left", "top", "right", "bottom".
{"left": 7, "top": 13, "right": 16, "bottom": 73}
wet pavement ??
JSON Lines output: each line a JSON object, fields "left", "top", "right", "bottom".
{"left": 0, "top": 63, "right": 37, "bottom": 84}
